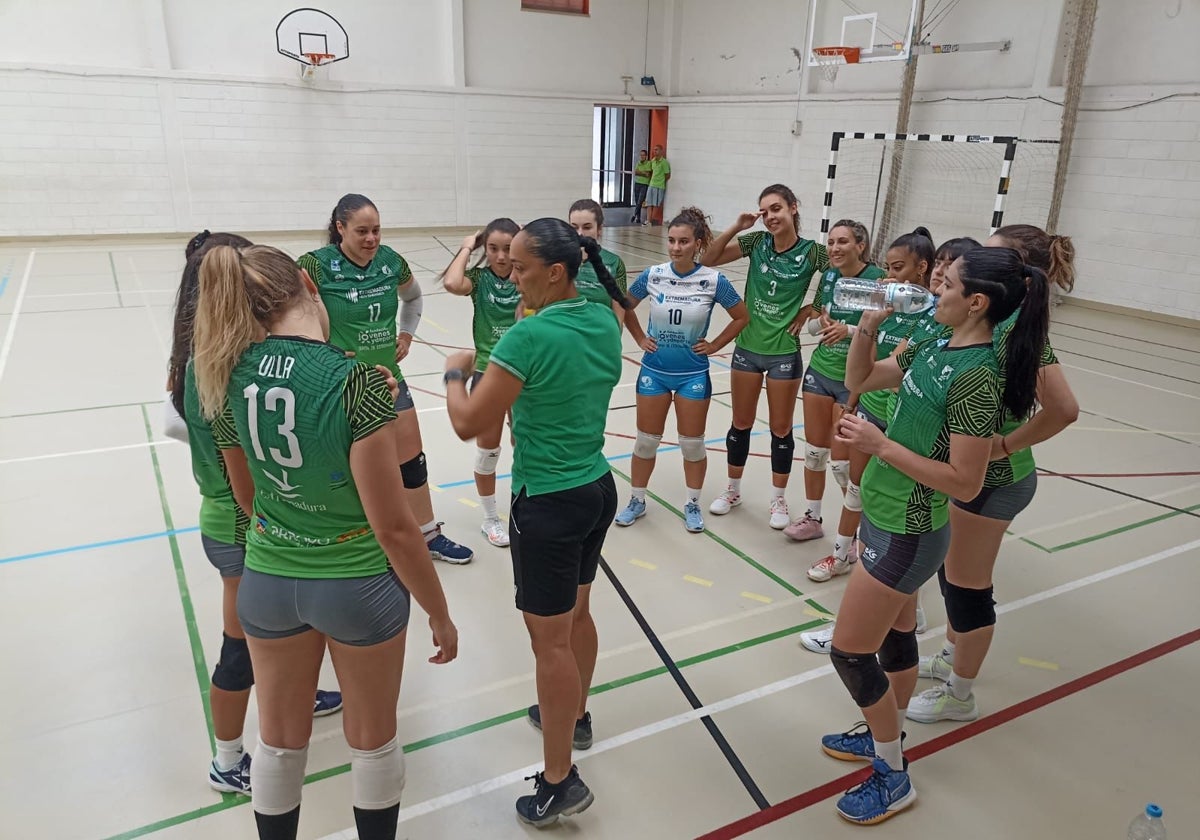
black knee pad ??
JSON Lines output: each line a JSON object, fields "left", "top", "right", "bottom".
{"left": 399, "top": 451, "right": 428, "bottom": 489}
{"left": 211, "top": 633, "right": 254, "bottom": 692}
{"left": 877, "top": 627, "right": 919, "bottom": 673}
{"left": 726, "top": 426, "right": 751, "bottom": 468}
{"left": 770, "top": 432, "right": 795, "bottom": 475}
{"left": 830, "top": 645, "right": 890, "bottom": 708}
{"left": 945, "top": 581, "right": 996, "bottom": 633}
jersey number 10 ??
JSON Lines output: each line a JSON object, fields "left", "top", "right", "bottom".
{"left": 667, "top": 308, "right": 683, "bottom": 326}
{"left": 243, "top": 384, "right": 303, "bottom": 469}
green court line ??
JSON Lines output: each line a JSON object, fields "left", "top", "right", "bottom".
{"left": 108, "top": 251, "right": 124, "bottom": 307}
{"left": 1044, "top": 503, "right": 1200, "bottom": 553}
{"left": 102, "top": 616, "right": 829, "bottom": 839}
{"left": 0, "top": 399, "right": 156, "bottom": 420}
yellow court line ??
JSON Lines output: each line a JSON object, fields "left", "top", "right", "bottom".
{"left": 629, "top": 558, "right": 657, "bottom": 570}
{"left": 1017, "top": 656, "right": 1060, "bottom": 671}
{"left": 741, "top": 591, "right": 773, "bottom": 604}
{"left": 458, "top": 498, "right": 479, "bottom": 508}
{"left": 423, "top": 318, "right": 450, "bottom": 334}
{"left": 804, "top": 606, "right": 834, "bottom": 620}
{"left": 683, "top": 574, "right": 714, "bottom": 587}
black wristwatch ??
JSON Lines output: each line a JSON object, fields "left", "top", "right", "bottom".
{"left": 443, "top": 369, "right": 467, "bottom": 385}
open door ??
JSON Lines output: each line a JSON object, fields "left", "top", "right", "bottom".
{"left": 592, "top": 106, "right": 665, "bottom": 216}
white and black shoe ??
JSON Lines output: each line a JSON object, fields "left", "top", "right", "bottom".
{"left": 515, "top": 765, "right": 594, "bottom": 826}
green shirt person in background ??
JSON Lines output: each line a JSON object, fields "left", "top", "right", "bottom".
{"left": 443, "top": 218, "right": 630, "bottom": 828}
{"left": 643, "top": 143, "right": 671, "bottom": 226}
{"left": 631, "top": 149, "right": 652, "bottom": 224}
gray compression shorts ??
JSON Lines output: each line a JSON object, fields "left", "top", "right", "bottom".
{"left": 953, "top": 471, "right": 1038, "bottom": 521}
{"left": 202, "top": 534, "right": 245, "bottom": 579}
{"left": 730, "top": 347, "right": 803, "bottom": 381}
{"left": 858, "top": 515, "right": 951, "bottom": 595}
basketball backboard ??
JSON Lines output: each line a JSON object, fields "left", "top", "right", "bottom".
{"left": 276, "top": 8, "right": 349, "bottom": 68}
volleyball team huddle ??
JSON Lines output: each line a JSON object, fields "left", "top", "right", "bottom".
{"left": 168, "top": 181, "right": 1079, "bottom": 837}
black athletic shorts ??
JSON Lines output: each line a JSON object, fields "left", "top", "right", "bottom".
{"left": 509, "top": 472, "right": 618, "bottom": 617}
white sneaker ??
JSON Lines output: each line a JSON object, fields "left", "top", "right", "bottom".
{"left": 918, "top": 651, "right": 954, "bottom": 681}
{"left": 906, "top": 683, "right": 979, "bottom": 723}
{"left": 481, "top": 517, "right": 509, "bottom": 548}
{"left": 709, "top": 487, "right": 742, "bottom": 515}
{"left": 800, "top": 623, "right": 835, "bottom": 654}
{"left": 807, "top": 554, "right": 854, "bottom": 582}
{"left": 768, "top": 496, "right": 790, "bottom": 529}
{"left": 915, "top": 605, "right": 927, "bottom": 634}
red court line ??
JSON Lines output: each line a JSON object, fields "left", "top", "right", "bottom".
{"left": 696, "top": 627, "right": 1200, "bottom": 840}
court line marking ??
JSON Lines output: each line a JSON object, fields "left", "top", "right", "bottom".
{"left": 306, "top": 536, "right": 1200, "bottom": 839}
{"left": 1061, "top": 362, "right": 1200, "bottom": 400}
{"left": 0, "top": 249, "right": 35, "bottom": 393}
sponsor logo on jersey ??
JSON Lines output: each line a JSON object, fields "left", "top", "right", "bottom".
{"left": 937, "top": 364, "right": 955, "bottom": 385}
{"left": 640, "top": 375, "right": 654, "bottom": 388}
{"left": 330, "top": 259, "right": 341, "bottom": 271}
{"left": 381, "top": 264, "right": 392, "bottom": 275}
{"left": 346, "top": 287, "right": 359, "bottom": 303}
{"left": 862, "top": 547, "right": 878, "bottom": 561}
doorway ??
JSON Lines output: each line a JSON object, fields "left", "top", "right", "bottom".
{"left": 592, "top": 106, "right": 666, "bottom": 218}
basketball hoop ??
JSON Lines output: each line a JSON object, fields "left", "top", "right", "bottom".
{"left": 811, "top": 46, "right": 860, "bottom": 83}
{"left": 301, "top": 52, "right": 334, "bottom": 78}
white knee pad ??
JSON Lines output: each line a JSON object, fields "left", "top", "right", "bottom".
{"left": 845, "top": 480, "right": 863, "bottom": 512}
{"left": 678, "top": 435, "right": 707, "bottom": 463}
{"left": 351, "top": 735, "right": 406, "bottom": 810}
{"left": 632, "top": 430, "right": 663, "bottom": 460}
{"left": 474, "top": 446, "right": 501, "bottom": 476}
{"left": 804, "top": 444, "right": 830, "bottom": 472}
{"left": 830, "top": 459, "right": 850, "bottom": 490}
{"left": 252, "top": 741, "right": 309, "bottom": 816}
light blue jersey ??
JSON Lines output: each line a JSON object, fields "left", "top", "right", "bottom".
{"left": 628, "top": 262, "right": 741, "bottom": 376}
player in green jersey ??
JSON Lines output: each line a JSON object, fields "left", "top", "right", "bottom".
{"left": 817, "top": 246, "right": 1049, "bottom": 825}
{"left": 442, "top": 218, "right": 522, "bottom": 547}
{"left": 911, "top": 225, "right": 1078, "bottom": 725}
{"left": 703, "top": 184, "right": 829, "bottom": 529}
{"left": 631, "top": 149, "right": 652, "bottom": 224}
{"left": 300, "top": 194, "right": 475, "bottom": 565}
{"left": 193, "top": 243, "right": 458, "bottom": 840}
{"left": 444, "top": 218, "right": 629, "bottom": 827}
{"left": 167, "top": 231, "right": 343, "bottom": 795}
{"left": 569, "top": 199, "right": 629, "bottom": 323}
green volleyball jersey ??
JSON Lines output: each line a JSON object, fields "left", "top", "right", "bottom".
{"left": 634, "top": 160, "right": 653, "bottom": 186}
{"left": 575, "top": 247, "right": 628, "bottom": 309}
{"left": 857, "top": 307, "right": 925, "bottom": 421}
{"left": 861, "top": 337, "right": 1000, "bottom": 534}
{"left": 983, "top": 307, "right": 1059, "bottom": 488}
{"left": 735, "top": 231, "right": 829, "bottom": 356}
{"left": 212, "top": 337, "right": 396, "bottom": 579}
{"left": 183, "top": 362, "right": 248, "bottom": 545}
{"left": 808, "top": 263, "right": 887, "bottom": 381}
{"left": 299, "top": 244, "right": 413, "bottom": 377}
{"left": 489, "top": 297, "right": 622, "bottom": 496}
{"left": 467, "top": 265, "right": 521, "bottom": 372}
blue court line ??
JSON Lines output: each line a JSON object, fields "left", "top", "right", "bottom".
{"left": 0, "top": 426, "right": 802, "bottom": 566}
{"left": 0, "top": 277, "right": 9, "bottom": 298}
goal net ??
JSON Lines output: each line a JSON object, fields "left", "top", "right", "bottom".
{"left": 821, "top": 132, "right": 1060, "bottom": 262}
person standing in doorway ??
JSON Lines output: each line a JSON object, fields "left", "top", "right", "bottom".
{"left": 644, "top": 144, "right": 671, "bottom": 227}
{"left": 631, "top": 150, "right": 652, "bottom": 224}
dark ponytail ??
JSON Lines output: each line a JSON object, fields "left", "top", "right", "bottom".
{"left": 581, "top": 237, "right": 633, "bottom": 309}
{"left": 889, "top": 227, "right": 936, "bottom": 285}
{"left": 327, "top": 193, "right": 377, "bottom": 245}
{"left": 959, "top": 247, "right": 1050, "bottom": 421}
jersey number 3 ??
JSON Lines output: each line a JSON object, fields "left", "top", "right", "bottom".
{"left": 243, "top": 384, "right": 303, "bottom": 469}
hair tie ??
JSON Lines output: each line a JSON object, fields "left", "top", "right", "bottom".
{"left": 196, "top": 230, "right": 211, "bottom": 246}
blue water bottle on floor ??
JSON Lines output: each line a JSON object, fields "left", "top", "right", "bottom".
{"left": 1127, "top": 803, "right": 1166, "bottom": 839}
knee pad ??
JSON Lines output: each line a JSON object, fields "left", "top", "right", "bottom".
{"left": 726, "top": 426, "right": 751, "bottom": 468}
{"left": 771, "top": 432, "right": 795, "bottom": 474}
{"left": 830, "top": 645, "right": 890, "bottom": 708}
{"left": 632, "top": 430, "right": 662, "bottom": 460}
{"left": 252, "top": 741, "right": 309, "bottom": 816}
{"left": 945, "top": 581, "right": 996, "bottom": 634}
{"left": 350, "top": 735, "right": 406, "bottom": 810}
{"left": 804, "top": 444, "right": 830, "bottom": 472}
{"left": 877, "top": 627, "right": 919, "bottom": 673}
{"left": 830, "top": 459, "right": 850, "bottom": 490}
{"left": 399, "top": 451, "right": 427, "bottom": 489}
{"left": 211, "top": 633, "right": 254, "bottom": 692}
{"left": 678, "top": 435, "right": 707, "bottom": 463}
{"left": 474, "top": 446, "right": 501, "bottom": 476}
{"left": 844, "top": 480, "right": 863, "bottom": 513}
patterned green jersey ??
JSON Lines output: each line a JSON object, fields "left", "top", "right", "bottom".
{"left": 857, "top": 307, "right": 925, "bottom": 421}
{"left": 467, "top": 265, "right": 521, "bottom": 372}
{"left": 183, "top": 362, "right": 248, "bottom": 545}
{"left": 983, "top": 307, "right": 1059, "bottom": 488}
{"left": 809, "top": 263, "right": 887, "bottom": 381}
{"left": 735, "top": 231, "right": 829, "bottom": 356}
{"left": 299, "top": 244, "right": 413, "bottom": 377}
{"left": 861, "top": 337, "right": 1000, "bottom": 534}
{"left": 212, "top": 337, "right": 396, "bottom": 579}
{"left": 873, "top": 301, "right": 953, "bottom": 423}
{"left": 575, "top": 247, "right": 628, "bottom": 309}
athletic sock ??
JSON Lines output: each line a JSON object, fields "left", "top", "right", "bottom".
{"left": 947, "top": 673, "right": 974, "bottom": 701}
{"left": 685, "top": 487, "right": 701, "bottom": 505}
{"left": 941, "top": 640, "right": 956, "bottom": 662}
{"left": 254, "top": 806, "right": 301, "bottom": 840}
{"left": 771, "top": 486, "right": 786, "bottom": 500}
{"left": 215, "top": 736, "right": 244, "bottom": 772}
{"left": 834, "top": 533, "right": 855, "bottom": 562}
{"left": 896, "top": 709, "right": 908, "bottom": 734}
{"left": 353, "top": 804, "right": 400, "bottom": 840}
{"left": 631, "top": 487, "right": 647, "bottom": 503}
{"left": 479, "top": 494, "right": 499, "bottom": 520}
{"left": 728, "top": 478, "right": 742, "bottom": 495}
{"left": 806, "top": 499, "right": 823, "bottom": 520}
{"left": 420, "top": 520, "right": 438, "bottom": 542}
{"left": 873, "top": 736, "right": 904, "bottom": 773}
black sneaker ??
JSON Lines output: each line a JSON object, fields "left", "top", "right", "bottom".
{"left": 515, "top": 766, "right": 594, "bottom": 826}
{"left": 527, "top": 704, "right": 593, "bottom": 750}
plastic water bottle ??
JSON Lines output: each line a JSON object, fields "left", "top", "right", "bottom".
{"left": 1128, "top": 803, "right": 1167, "bottom": 839}
{"left": 833, "top": 277, "right": 932, "bottom": 314}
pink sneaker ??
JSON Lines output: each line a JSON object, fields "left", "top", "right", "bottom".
{"left": 783, "top": 514, "right": 824, "bottom": 542}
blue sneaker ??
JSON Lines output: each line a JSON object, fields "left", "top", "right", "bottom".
{"left": 426, "top": 524, "right": 474, "bottom": 565}
{"left": 614, "top": 497, "right": 647, "bottom": 527}
{"left": 836, "top": 758, "right": 917, "bottom": 824}
{"left": 683, "top": 502, "right": 704, "bottom": 533}
{"left": 208, "top": 752, "right": 251, "bottom": 794}
{"left": 822, "top": 721, "right": 893, "bottom": 762}
{"left": 314, "top": 689, "right": 342, "bottom": 717}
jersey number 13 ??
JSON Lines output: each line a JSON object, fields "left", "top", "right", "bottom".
{"left": 243, "top": 384, "right": 303, "bottom": 469}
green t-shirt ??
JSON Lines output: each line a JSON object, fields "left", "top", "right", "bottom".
{"left": 634, "top": 160, "right": 653, "bottom": 186}
{"left": 489, "top": 297, "right": 622, "bottom": 496}
{"left": 735, "top": 231, "right": 829, "bottom": 356}
{"left": 861, "top": 337, "right": 1000, "bottom": 534}
{"left": 857, "top": 307, "right": 925, "bottom": 421}
{"left": 183, "top": 362, "right": 248, "bottom": 545}
{"left": 575, "top": 247, "right": 628, "bottom": 309}
{"left": 649, "top": 157, "right": 671, "bottom": 189}
{"left": 466, "top": 266, "right": 521, "bottom": 372}
{"left": 808, "top": 263, "right": 887, "bottom": 381}
{"left": 212, "top": 337, "right": 396, "bottom": 579}
{"left": 983, "top": 307, "right": 1059, "bottom": 488}
{"left": 299, "top": 244, "right": 414, "bottom": 378}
